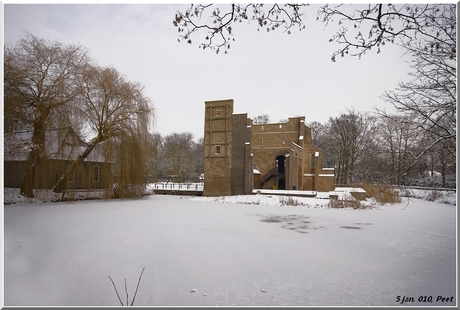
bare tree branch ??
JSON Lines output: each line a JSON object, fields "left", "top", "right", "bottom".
{"left": 318, "top": 4, "right": 456, "bottom": 61}
{"left": 173, "top": 4, "right": 308, "bottom": 54}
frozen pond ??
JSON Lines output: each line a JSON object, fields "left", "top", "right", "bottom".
{"left": 4, "top": 194, "right": 457, "bottom": 306}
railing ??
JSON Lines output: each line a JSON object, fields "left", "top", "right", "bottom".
{"left": 335, "top": 184, "right": 456, "bottom": 192}
{"left": 260, "top": 167, "right": 281, "bottom": 187}
{"left": 152, "top": 182, "right": 204, "bottom": 191}
{"left": 399, "top": 185, "right": 456, "bottom": 192}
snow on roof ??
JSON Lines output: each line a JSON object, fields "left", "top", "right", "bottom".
{"left": 290, "top": 141, "right": 303, "bottom": 149}
{"left": 4, "top": 128, "right": 106, "bottom": 163}
{"left": 4, "top": 131, "right": 34, "bottom": 160}
{"left": 333, "top": 187, "right": 367, "bottom": 193}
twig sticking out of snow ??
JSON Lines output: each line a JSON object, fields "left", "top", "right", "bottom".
{"left": 125, "top": 279, "right": 128, "bottom": 306}
{"left": 131, "top": 267, "right": 145, "bottom": 306}
{"left": 108, "top": 267, "right": 145, "bottom": 306}
{"left": 108, "top": 275, "right": 124, "bottom": 306}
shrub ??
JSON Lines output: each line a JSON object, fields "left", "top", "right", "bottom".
{"left": 113, "top": 183, "right": 146, "bottom": 198}
{"left": 426, "top": 189, "right": 442, "bottom": 201}
{"left": 280, "top": 196, "right": 306, "bottom": 206}
{"left": 328, "top": 192, "right": 363, "bottom": 209}
{"left": 361, "top": 182, "right": 401, "bottom": 205}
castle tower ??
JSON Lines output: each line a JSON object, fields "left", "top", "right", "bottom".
{"left": 204, "top": 99, "right": 334, "bottom": 195}
{"left": 203, "top": 99, "right": 252, "bottom": 196}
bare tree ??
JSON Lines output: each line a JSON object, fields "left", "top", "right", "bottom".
{"left": 192, "top": 137, "right": 204, "bottom": 178}
{"left": 173, "top": 4, "right": 308, "bottom": 54}
{"left": 307, "top": 121, "right": 323, "bottom": 145}
{"left": 252, "top": 114, "right": 271, "bottom": 124}
{"left": 326, "top": 110, "right": 376, "bottom": 184}
{"left": 146, "top": 133, "right": 164, "bottom": 183}
{"left": 161, "top": 132, "right": 197, "bottom": 182}
{"left": 417, "top": 125, "right": 456, "bottom": 188}
{"left": 152, "top": 133, "right": 203, "bottom": 182}
{"left": 376, "top": 4, "right": 456, "bottom": 175}
{"left": 376, "top": 115, "right": 421, "bottom": 185}
{"left": 4, "top": 34, "right": 90, "bottom": 197}
{"left": 381, "top": 44, "right": 456, "bottom": 153}
{"left": 52, "top": 64, "right": 153, "bottom": 197}
{"left": 318, "top": 4, "right": 456, "bottom": 61}
{"left": 307, "top": 121, "right": 336, "bottom": 168}
{"left": 324, "top": 4, "right": 456, "bottom": 182}
{"left": 173, "top": 4, "right": 455, "bottom": 61}
{"left": 4, "top": 57, "right": 31, "bottom": 133}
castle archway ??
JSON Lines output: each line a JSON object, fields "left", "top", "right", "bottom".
{"left": 278, "top": 178, "right": 285, "bottom": 190}
{"left": 276, "top": 155, "right": 285, "bottom": 174}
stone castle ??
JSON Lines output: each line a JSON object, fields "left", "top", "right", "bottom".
{"left": 203, "top": 99, "right": 334, "bottom": 196}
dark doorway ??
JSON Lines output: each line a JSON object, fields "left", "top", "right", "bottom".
{"left": 278, "top": 178, "right": 285, "bottom": 190}
{"left": 276, "top": 155, "right": 285, "bottom": 173}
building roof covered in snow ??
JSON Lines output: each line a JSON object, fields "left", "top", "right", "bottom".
{"left": 4, "top": 127, "right": 107, "bottom": 163}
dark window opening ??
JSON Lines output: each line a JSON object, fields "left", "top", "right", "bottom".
{"left": 93, "top": 166, "right": 100, "bottom": 182}
{"left": 276, "top": 155, "right": 285, "bottom": 173}
{"left": 278, "top": 178, "right": 285, "bottom": 190}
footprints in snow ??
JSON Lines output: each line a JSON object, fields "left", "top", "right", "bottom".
{"left": 259, "top": 215, "right": 320, "bottom": 234}
{"left": 259, "top": 214, "right": 373, "bottom": 233}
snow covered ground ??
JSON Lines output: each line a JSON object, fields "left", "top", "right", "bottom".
{"left": 3, "top": 191, "right": 457, "bottom": 307}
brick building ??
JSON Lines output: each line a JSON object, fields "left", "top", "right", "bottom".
{"left": 203, "top": 99, "right": 334, "bottom": 196}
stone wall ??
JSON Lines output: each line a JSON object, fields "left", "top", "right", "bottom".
{"left": 231, "top": 113, "right": 253, "bottom": 195}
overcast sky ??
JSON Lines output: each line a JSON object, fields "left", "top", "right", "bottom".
{"left": 4, "top": 3, "right": 414, "bottom": 140}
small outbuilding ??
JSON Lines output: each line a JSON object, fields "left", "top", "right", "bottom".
{"left": 4, "top": 127, "right": 111, "bottom": 191}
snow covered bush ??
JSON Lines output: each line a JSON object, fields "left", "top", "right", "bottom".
{"left": 328, "top": 192, "right": 363, "bottom": 209}
{"left": 399, "top": 188, "right": 456, "bottom": 205}
{"left": 279, "top": 196, "right": 306, "bottom": 206}
{"left": 360, "top": 182, "right": 401, "bottom": 205}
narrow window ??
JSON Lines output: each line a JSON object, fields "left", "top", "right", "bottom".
{"left": 260, "top": 140, "right": 265, "bottom": 147}
{"left": 93, "top": 166, "right": 100, "bottom": 182}
{"left": 215, "top": 109, "right": 222, "bottom": 117}
{"left": 215, "top": 145, "right": 221, "bottom": 154}
{"left": 67, "top": 164, "right": 76, "bottom": 182}
{"left": 311, "top": 154, "right": 316, "bottom": 169}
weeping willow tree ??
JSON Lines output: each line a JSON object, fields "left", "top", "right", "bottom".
{"left": 4, "top": 34, "right": 90, "bottom": 197}
{"left": 110, "top": 114, "right": 152, "bottom": 198}
{"left": 52, "top": 64, "right": 154, "bottom": 199}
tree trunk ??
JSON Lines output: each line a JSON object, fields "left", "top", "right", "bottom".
{"left": 20, "top": 107, "right": 49, "bottom": 197}
{"left": 52, "top": 136, "right": 100, "bottom": 194}
{"left": 441, "top": 162, "right": 446, "bottom": 188}
{"left": 20, "top": 149, "right": 39, "bottom": 197}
